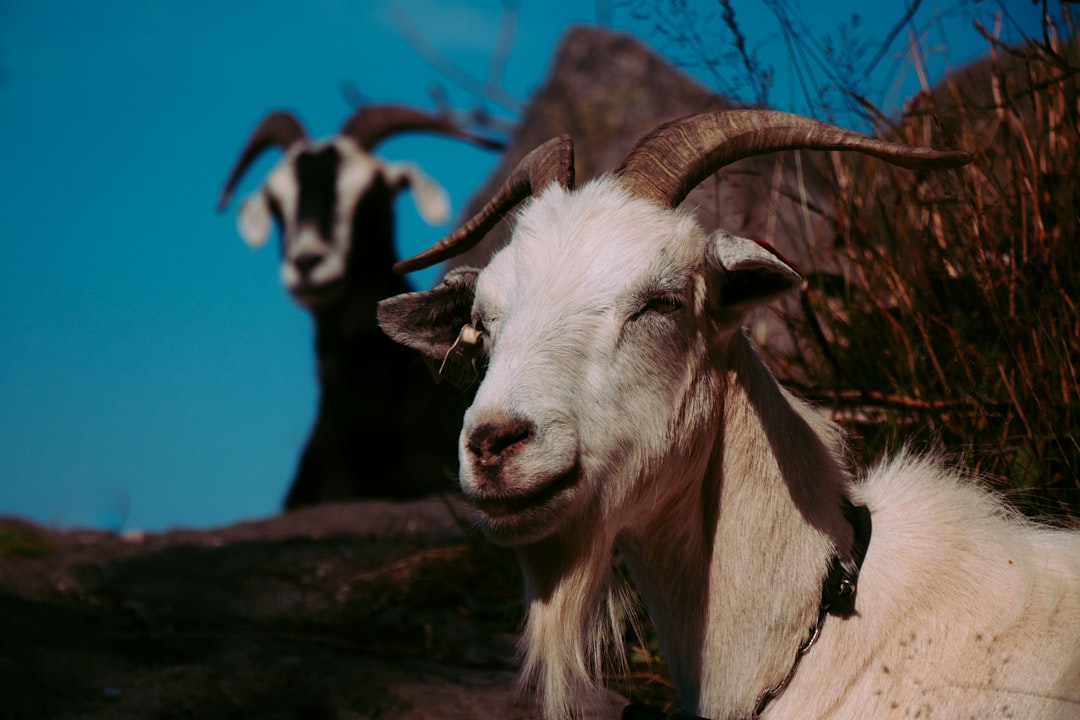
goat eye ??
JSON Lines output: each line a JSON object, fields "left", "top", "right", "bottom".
{"left": 644, "top": 295, "right": 683, "bottom": 315}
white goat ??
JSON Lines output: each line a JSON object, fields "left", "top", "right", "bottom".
{"left": 219, "top": 105, "right": 499, "bottom": 509}
{"left": 378, "top": 111, "right": 1080, "bottom": 720}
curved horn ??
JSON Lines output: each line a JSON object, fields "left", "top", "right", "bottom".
{"left": 615, "top": 110, "right": 973, "bottom": 208}
{"left": 340, "top": 104, "right": 504, "bottom": 152}
{"left": 217, "top": 110, "right": 307, "bottom": 211}
{"left": 393, "top": 134, "right": 575, "bottom": 274}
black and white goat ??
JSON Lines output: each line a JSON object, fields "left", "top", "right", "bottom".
{"left": 379, "top": 111, "right": 1080, "bottom": 719}
{"left": 219, "top": 105, "right": 500, "bottom": 509}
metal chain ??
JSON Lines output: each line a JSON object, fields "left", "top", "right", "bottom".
{"left": 749, "top": 606, "right": 827, "bottom": 719}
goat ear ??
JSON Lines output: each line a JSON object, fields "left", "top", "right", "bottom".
{"left": 377, "top": 267, "right": 477, "bottom": 361}
{"left": 384, "top": 161, "right": 451, "bottom": 225}
{"left": 705, "top": 230, "right": 802, "bottom": 316}
{"left": 237, "top": 192, "right": 272, "bottom": 249}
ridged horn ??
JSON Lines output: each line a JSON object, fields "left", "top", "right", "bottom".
{"left": 340, "top": 104, "right": 504, "bottom": 152}
{"left": 615, "top": 109, "right": 973, "bottom": 209}
{"left": 393, "top": 134, "right": 575, "bottom": 274}
{"left": 217, "top": 110, "right": 307, "bottom": 211}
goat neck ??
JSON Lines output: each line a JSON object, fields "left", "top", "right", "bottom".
{"left": 615, "top": 331, "right": 855, "bottom": 718}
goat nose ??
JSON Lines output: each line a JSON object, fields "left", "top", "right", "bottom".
{"left": 293, "top": 253, "right": 322, "bottom": 279}
{"left": 468, "top": 417, "right": 535, "bottom": 468}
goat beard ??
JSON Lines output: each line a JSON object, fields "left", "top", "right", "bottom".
{"left": 513, "top": 516, "right": 633, "bottom": 720}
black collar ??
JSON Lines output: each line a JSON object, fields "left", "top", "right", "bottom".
{"left": 623, "top": 501, "right": 872, "bottom": 720}
{"left": 823, "top": 500, "right": 873, "bottom": 618}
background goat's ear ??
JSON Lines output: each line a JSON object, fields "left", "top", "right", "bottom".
{"left": 377, "top": 267, "right": 477, "bottom": 361}
{"left": 705, "top": 230, "right": 803, "bottom": 317}
{"left": 384, "top": 161, "right": 451, "bottom": 225}
{"left": 237, "top": 193, "right": 273, "bottom": 249}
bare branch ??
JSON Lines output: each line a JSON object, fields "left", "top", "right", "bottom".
{"left": 864, "top": 0, "right": 923, "bottom": 77}
{"left": 487, "top": 0, "right": 519, "bottom": 96}
{"left": 390, "top": 5, "right": 525, "bottom": 115}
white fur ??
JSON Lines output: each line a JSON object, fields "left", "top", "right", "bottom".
{"left": 393, "top": 175, "right": 1080, "bottom": 718}
{"left": 770, "top": 452, "right": 1080, "bottom": 719}
{"left": 237, "top": 191, "right": 272, "bottom": 248}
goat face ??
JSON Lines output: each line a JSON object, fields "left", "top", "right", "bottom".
{"left": 380, "top": 179, "right": 801, "bottom": 545}
{"left": 219, "top": 106, "right": 497, "bottom": 311}
{"left": 237, "top": 137, "right": 449, "bottom": 309}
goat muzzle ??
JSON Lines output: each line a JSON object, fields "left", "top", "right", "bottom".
{"left": 467, "top": 416, "right": 535, "bottom": 473}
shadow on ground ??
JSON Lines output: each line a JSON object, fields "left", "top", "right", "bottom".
{"left": 0, "top": 499, "right": 641, "bottom": 719}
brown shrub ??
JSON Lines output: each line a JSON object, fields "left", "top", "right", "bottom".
{"left": 794, "top": 18, "right": 1080, "bottom": 518}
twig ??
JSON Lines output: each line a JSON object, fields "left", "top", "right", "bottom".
{"left": 391, "top": 5, "right": 525, "bottom": 114}
{"left": 974, "top": 19, "right": 1080, "bottom": 75}
{"left": 719, "top": 0, "right": 766, "bottom": 106}
{"left": 486, "top": 0, "right": 519, "bottom": 99}
{"left": 864, "top": 0, "right": 924, "bottom": 77}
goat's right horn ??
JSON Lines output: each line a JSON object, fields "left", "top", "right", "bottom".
{"left": 217, "top": 110, "right": 307, "bottom": 211}
{"left": 615, "top": 109, "right": 973, "bottom": 209}
{"left": 393, "top": 134, "right": 575, "bottom": 274}
{"left": 340, "top": 104, "right": 504, "bottom": 153}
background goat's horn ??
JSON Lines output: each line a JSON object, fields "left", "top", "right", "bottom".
{"left": 217, "top": 110, "right": 307, "bottom": 211}
{"left": 394, "top": 134, "right": 575, "bottom": 274}
{"left": 340, "top": 104, "right": 504, "bottom": 153}
{"left": 615, "top": 110, "right": 973, "bottom": 209}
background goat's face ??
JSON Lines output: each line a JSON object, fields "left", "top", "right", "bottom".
{"left": 379, "top": 180, "right": 801, "bottom": 546}
{"left": 238, "top": 138, "right": 449, "bottom": 310}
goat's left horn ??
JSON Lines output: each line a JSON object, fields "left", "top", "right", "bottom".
{"left": 615, "top": 110, "right": 973, "bottom": 209}
{"left": 394, "top": 134, "right": 575, "bottom": 274}
{"left": 217, "top": 110, "right": 308, "bottom": 211}
{"left": 340, "top": 104, "right": 504, "bottom": 152}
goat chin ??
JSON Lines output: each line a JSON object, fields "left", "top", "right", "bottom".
{"left": 288, "top": 280, "right": 346, "bottom": 310}
{"left": 464, "top": 475, "right": 582, "bottom": 547}
{"left": 513, "top": 520, "right": 632, "bottom": 720}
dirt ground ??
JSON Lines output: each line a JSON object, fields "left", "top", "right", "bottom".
{"left": 0, "top": 498, "right": 640, "bottom": 720}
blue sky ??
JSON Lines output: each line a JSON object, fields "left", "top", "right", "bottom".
{"left": 0, "top": 1, "right": 1044, "bottom": 532}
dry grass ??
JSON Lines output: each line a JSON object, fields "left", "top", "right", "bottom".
{"left": 623, "top": 1, "right": 1079, "bottom": 519}
{"left": 787, "top": 12, "right": 1080, "bottom": 519}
